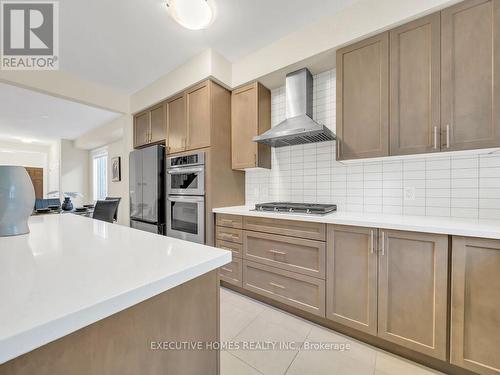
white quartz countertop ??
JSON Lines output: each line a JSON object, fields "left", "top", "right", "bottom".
{"left": 213, "top": 206, "right": 500, "bottom": 240}
{"left": 0, "top": 214, "right": 231, "bottom": 364}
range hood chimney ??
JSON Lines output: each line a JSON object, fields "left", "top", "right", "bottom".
{"left": 253, "top": 68, "right": 336, "bottom": 147}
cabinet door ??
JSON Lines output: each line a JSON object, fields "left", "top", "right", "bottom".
{"left": 149, "top": 104, "right": 166, "bottom": 144}
{"left": 134, "top": 112, "right": 149, "bottom": 148}
{"left": 326, "top": 225, "right": 378, "bottom": 335}
{"left": 336, "top": 32, "right": 389, "bottom": 160}
{"left": 442, "top": 0, "right": 500, "bottom": 151}
{"left": 231, "top": 83, "right": 258, "bottom": 169}
{"left": 186, "top": 81, "right": 211, "bottom": 150}
{"left": 166, "top": 94, "right": 186, "bottom": 154}
{"left": 390, "top": 13, "right": 441, "bottom": 155}
{"left": 451, "top": 236, "right": 500, "bottom": 375}
{"left": 378, "top": 230, "right": 448, "bottom": 360}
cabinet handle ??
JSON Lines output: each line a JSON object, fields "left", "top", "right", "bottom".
{"left": 254, "top": 153, "right": 257, "bottom": 166}
{"left": 446, "top": 124, "right": 450, "bottom": 149}
{"left": 268, "top": 249, "right": 287, "bottom": 256}
{"left": 370, "top": 230, "right": 374, "bottom": 254}
{"left": 269, "top": 282, "right": 286, "bottom": 289}
{"left": 336, "top": 139, "right": 341, "bottom": 160}
{"left": 220, "top": 219, "right": 234, "bottom": 225}
{"left": 221, "top": 267, "right": 233, "bottom": 273}
{"left": 433, "top": 126, "right": 438, "bottom": 149}
{"left": 221, "top": 233, "right": 237, "bottom": 240}
{"left": 381, "top": 231, "right": 385, "bottom": 256}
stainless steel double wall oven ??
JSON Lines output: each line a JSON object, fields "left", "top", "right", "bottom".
{"left": 166, "top": 152, "right": 205, "bottom": 244}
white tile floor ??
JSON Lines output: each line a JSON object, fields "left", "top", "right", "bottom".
{"left": 220, "top": 287, "right": 444, "bottom": 375}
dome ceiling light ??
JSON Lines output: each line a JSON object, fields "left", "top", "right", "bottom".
{"left": 166, "top": 0, "right": 216, "bottom": 30}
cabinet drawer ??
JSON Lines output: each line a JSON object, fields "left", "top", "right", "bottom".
{"left": 243, "top": 260, "right": 325, "bottom": 317}
{"left": 219, "top": 258, "right": 242, "bottom": 287}
{"left": 216, "top": 214, "right": 243, "bottom": 229}
{"left": 216, "top": 239, "right": 243, "bottom": 258}
{"left": 216, "top": 227, "right": 243, "bottom": 244}
{"left": 243, "top": 216, "right": 326, "bottom": 241}
{"left": 243, "top": 231, "right": 325, "bottom": 279}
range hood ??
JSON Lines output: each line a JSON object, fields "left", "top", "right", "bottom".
{"left": 253, "top": 68, "right": 336, "bottom": 147}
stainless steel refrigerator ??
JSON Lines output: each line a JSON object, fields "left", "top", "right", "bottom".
{"left": 129, "top": 145, "right": 165, "bottom": 234}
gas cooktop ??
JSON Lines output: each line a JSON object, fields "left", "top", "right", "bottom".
{"left": 254, "top": 202, "right": 337, "bottom": 215}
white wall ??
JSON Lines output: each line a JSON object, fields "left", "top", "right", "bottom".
{"left": 130, "top": 49, "right": 232, "bottom": 113}
{"left": 88, "top": 138, "right": 129, "bottom": 225}
{"left": 245, "top": 69, "right": 500, "bottom": 220}
{"left": 231, "top": 0, "right": 460, "bottom": 87}
{"left": 60, "top": 139, "right": 89, "bottom": 207}
{"left": 0, "top": 140, "right": 52, "bottom": 197}
{"left": 0, "top": 70, "right": 129, "bottom": 113}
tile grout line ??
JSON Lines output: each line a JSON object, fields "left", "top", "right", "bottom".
{"left": 283, "top": 324, "right": 314, "bottom": 375}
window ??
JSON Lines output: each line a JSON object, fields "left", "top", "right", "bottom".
{"left": 92, "top": 151, "right": 108, "bottom": 201}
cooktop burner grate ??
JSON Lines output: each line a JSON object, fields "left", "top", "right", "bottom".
{"left": 254, "top": 202, "right": 337, "bottom": 215}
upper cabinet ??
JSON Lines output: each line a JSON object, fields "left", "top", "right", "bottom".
{"left": 136, "top": 80, "right": 225, "bottom": 153}
{"left": 337, "top": 0, "right": 500, "bottom": 160}
{"left": 336, "top": 33, "right": 389, "bottom": 160}
{"left": 134, "top": 111, "right": 150, "bottom": 148}
{"left": 390, "top": 13, "right": 441, "bottom": 155}
{"left": 441, "top": 0, "right": 500, "bottom": 151}
{"left": 133, "top": 104, "right": 166, "bottom": 149}
{"left": 166, "top": 93, "right": 187, "bottom": 154}
{"left": 186, "top": 81, "right": 211, "bottom": 151}
{"left": 231, "top": 82, "right": 271, "bottom": 170}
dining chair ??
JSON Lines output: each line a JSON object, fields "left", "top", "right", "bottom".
{"left": 105, "top": 197, "right": 121, "bottom": 222}
{"left": 92, "top": 200, "right": 120, "bottom": 223}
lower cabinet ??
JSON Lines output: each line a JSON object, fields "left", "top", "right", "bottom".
{"left": 326, "top": 225, "right": 378, "bottom": 335}
{"left": 219, "top": 257, "right": 243, "bottom": 287}
{"left": 327, "top": 226, "right": 448, "bottom": 360}
{"left": 378, "top": 229, "right": 449, "bottom": 360}
{"left": 451, "top": 236, "right": 500, "bottom": 375}
{"left": 217, "top": 214, "right": 500, "bottom": 373}
{"left": 243, "top": 260, "right": 325, "bottom": 317}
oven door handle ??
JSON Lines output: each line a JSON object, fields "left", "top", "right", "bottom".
{"left": 167, "top": 167, "right": 204, "bottom": 175}
{"left": 167, "top": 196, "right": 205, "bottom": 203}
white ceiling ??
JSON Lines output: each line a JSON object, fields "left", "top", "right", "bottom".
{"left": 0, "top": 83, "right": 121, "bottom": 143}
{"left": 60, "top": 0, "right": 356, "bottom": 93}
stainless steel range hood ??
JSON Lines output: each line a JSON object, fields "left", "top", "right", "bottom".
{"left": 253, "top": 68, "right": 336, "bottom": 147}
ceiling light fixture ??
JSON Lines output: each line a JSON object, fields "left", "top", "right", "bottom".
{"left": 166, "top": 0, "right": 215, "bottom": 30}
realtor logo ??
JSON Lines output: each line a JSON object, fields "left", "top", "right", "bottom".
{"left": 1, "top": 1, "right": 59, "bottom": 70}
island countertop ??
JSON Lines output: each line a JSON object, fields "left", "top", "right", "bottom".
{"left": 0, "top": 214, "right": 231, "bottom": 364}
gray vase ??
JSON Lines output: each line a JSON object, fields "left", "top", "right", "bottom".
{"left": 0, "top": 166, "right": 35, "bottom": 236}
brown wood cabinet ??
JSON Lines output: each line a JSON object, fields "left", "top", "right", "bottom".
{"left": 216, "top": 214, "right": 243, "bottom": 229}
{"left": 337, "top": 0, "right": 500, "bottom": 159}
{"left": 243, "top": 216, "right": 326, "bottom": 241}
{"left": 326, "top": 225, "right": 378, "bottom": 335}
{"left": 25, "top": 167, "right": 43, "bottom": 199}
{"left": 231, "top": 82, "right": 271, "bottom": 170}
{"left": 378, "top": 230, "right": 448, "bottom": 360}
{"left": 133, "top": 104, "right": 166, "bottom": 148}
{"left": 243, "top": 259, "right": 326, "bottom": 317}
{"left": 441, "top": 0, "right": 500, "bottom": 151}
{"left": 186, "top": 81, "right": 211, "bottom": 151}
{"left": 219, "top": 257, "right": 243, "bottom": 287}
{"left": 336, "top": 32, "right": 389, "bottom": 160}
{"left": 390, "top": 13, "right": 441, "bottom": 155}
{"left": 451, "top": 236, "right": 500, "bottom": 375}
{"left": 243, "top": 231, "right": 326, "bottom": 279}
{"left": 134, "top": 112, "right": 150, "bottom": 148}
{"left": 166, "top": 94, "right": 187, "bottom": 154}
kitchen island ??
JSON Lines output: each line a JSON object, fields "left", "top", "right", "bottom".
{"left": 0, "top": 214, "right": 231, "bottom": 375}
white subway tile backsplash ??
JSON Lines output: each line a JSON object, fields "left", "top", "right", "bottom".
{"left": 244, "top": 68, "right": 500, "bottom": 220}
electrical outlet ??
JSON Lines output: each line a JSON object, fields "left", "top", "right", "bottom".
{"left": 404, "top": 186, "right": 416, "bottom": 202}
